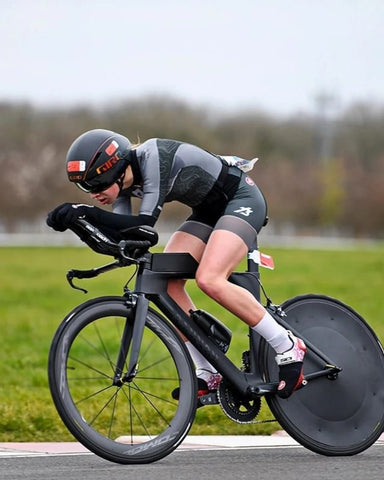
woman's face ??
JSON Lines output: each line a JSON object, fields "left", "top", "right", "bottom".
{"left": 91, "top": 183, "right": 120, "bottom": 205}
{"left": 90, "top": 166, "right": 134, "bottom": 206}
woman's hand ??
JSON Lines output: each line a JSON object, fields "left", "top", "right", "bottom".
{"left": 46, "top": 203, "right": 94, "bottom": 231}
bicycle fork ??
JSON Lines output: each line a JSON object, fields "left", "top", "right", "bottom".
{"left": 113, "top": 293, "right": 148, "bottom": 386}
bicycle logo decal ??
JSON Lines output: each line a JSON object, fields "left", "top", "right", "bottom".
{"left": 234, "top": 206, "right": 253, "bottom": 217}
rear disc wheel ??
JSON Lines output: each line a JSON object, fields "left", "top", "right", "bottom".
{"left": 261, "top": 294, "right": 384, "bottom": 456}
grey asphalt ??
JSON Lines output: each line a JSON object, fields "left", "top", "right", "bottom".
{"left": 1, "top": 431, "right": 383, "bottom": 456}
{"left": 0, "top": 442, "right": 384, "bottom": 480}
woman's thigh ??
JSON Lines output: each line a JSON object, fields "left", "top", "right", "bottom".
{"left": 164, "top": 221, "right": 212, "bottom": 261}
{"left": 198, "top": 228, "right": 248, "bottom": 279}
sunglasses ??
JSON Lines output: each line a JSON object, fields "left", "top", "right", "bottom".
{"left": 75, "top": 172, "right": 126, "bottom": 194}
{"left": 75, "top": 180, "right": 115, "bottom": 194}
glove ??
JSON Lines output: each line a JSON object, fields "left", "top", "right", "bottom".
{"left": 46, "top": 203, "right": 94, "bottom": 231}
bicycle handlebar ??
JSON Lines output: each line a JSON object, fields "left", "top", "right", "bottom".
{"left": 65, "top": 218, "right": 158, "bottom": 292}
{"left": 72, "top": 218, "right": 157, "bottom": 259}
{"left": 66, "top": 261, "right": 123, "bottom": 293}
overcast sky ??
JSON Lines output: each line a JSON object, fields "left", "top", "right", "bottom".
{"left": 1, "top": 0, "right": 383, "bottom": 116}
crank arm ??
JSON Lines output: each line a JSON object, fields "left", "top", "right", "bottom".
{"left": 248, "top": 382, "right": 279, "bottom": 396}
{"left": 303, "top": 365, "right": 342, "bottom": 382}
{"left": 248, "top": 365, "right": 342, "bottom": 398}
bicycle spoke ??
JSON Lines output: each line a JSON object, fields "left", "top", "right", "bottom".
{"left": 123, "top": 386, "right": 153, "bottom": 440}
{"left": 126, "top": 381, "right": 177, "bottom": 407}
{"left": 108, "top": 392, "right": 119, "bottom": 439}
{"left": 76, "top": 333, "right": 116, "bottom": 374}
{"left": 74, "top": 383, "right": 116, "bottom": 406}
{"left": 87, "top": 387, "right": 120, "bottom": 428}
{"left": 68, "top": 355, "right": 113, "bottom": 380}
{"left": 138, "top": 355, "right": 176, "bottom": 374}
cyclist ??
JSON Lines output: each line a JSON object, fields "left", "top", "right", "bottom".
{"left": 47, "top": 129, "right": 306, "bottom": 399}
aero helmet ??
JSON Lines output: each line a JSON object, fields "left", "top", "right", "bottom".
{"left": 66, "top": 129, "right": 132, "bottom": 193}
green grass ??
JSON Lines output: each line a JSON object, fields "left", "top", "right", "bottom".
{"left": 0, "top": 244, "right": 383, "bottom": 441}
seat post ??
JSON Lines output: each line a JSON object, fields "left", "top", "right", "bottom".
{"left": 247, "top": 237, "right": 260, "bottom": 301}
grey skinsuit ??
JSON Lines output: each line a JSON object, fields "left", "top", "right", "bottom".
{"left": 113, "top": 138, "right": 267, "bottom": 247}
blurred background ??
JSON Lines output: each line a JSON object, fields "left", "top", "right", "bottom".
{"left": 1, "top": 0, "right": 383, "bottom": 245}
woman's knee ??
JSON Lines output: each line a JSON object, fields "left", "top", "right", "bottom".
{"left": 195, "top": 268, "right": 223, "bottom": 298}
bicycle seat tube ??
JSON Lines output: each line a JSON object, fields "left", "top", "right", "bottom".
{"left": 132, "top": 251, "right": 262, "bottom": 397}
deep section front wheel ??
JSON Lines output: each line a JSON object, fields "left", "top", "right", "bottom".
{"left": 48, "top": 296, "right": 197, "bottom": 464}
{"left": 261, "top": 294, "right": 384, "bottom": 456}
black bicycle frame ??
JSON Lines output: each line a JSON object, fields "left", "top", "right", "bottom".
{"left": 114, "top": 249, "right": 341, "bottom": 398}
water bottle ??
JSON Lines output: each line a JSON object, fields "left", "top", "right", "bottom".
{"left": 189, "top": 309, "right": 232, "bottom": 353}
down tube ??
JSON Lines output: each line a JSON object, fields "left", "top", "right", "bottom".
{"left": 153, "top": 293, "right": 250, "bottom": 396}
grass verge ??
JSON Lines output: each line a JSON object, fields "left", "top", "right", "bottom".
{"left": 0, "top": 244, "right": 382, "bottom": 440}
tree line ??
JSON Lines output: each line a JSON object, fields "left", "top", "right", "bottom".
{"left": 0, "top": 96, "right": 383, "bottom": 238}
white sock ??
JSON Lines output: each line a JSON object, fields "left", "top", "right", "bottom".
{"left": 252, "top": 312, "right": 292, "bottom": 354}
{"left": 185, "top": 341, "right": 217, "bottom": 379}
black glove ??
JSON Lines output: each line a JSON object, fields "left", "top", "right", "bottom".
{"left": 46, "top": 203, "right": 95, "bottom": 231}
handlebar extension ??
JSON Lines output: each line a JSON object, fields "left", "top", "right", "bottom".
{"left": 66, "top": 218, "right": 158, "bottom": 292}
{"left": 72, "top": 218, "right": 157, "bottom": 259}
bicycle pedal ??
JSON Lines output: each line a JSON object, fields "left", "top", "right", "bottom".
{"left": 298, "top": 378, "right": 308, "bottom": 388}
{"left": 198, "top": 392, "right": 219, "bottom": 407}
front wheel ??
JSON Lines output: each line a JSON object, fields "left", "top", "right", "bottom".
{"left": 48, "top": 296, "right": 197, "bottom": 464}
{"left": 260, "top": 294, "right": 384, "bottom": 456}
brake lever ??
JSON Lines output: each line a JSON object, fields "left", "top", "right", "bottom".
{"left": 66, "top": 261, "right": 123, "bottom": 293}
{"left": 66, "top": 270, "right": 88, "bottom": 294}
{"left": 118, "top": 240, "right": 151, "bottom": 260}
{"left": 118, "top": 240, "right": 134, "bottom": 261}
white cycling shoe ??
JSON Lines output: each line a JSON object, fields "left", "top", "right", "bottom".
{"left": 275, "top": 331, "right": 307, "bottom": 398}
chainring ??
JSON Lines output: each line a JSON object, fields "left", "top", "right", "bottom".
{"left": 217, "top": 378, "right": 262, "bottom": 424}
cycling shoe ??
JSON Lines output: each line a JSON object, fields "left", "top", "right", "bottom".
{"left": 171, "top": 373, "right": 222, "bottom": 400}
{"left": 275, "top": 331, "right": 306, "bottom": 399}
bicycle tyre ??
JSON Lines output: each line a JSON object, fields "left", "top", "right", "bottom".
{"left": 48, "top": 296, "right": 197, "bottom": 464}
{"left": 260, "top": 294, "right": 384, "bottom": 456}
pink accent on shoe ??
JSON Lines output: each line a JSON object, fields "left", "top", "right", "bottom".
{"left": 275, "top": 332, "right": 307, "bottom": 366}
{"left": 206, "top": 373, "right": 222, "bottom": 390}
{"left": 292, "top": 338, "right": 306, "bottom": 362}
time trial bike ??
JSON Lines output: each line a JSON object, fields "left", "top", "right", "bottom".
{"left": 48, "top": 219, "right": 384, "bottom": 464}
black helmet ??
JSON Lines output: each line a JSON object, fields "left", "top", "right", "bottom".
{"left": 66, "top": 129, "right": 131, "bottom": 193}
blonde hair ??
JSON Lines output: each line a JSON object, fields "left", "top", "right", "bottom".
{"left": 130, "top": 133, "right": 141, "bottom": 149}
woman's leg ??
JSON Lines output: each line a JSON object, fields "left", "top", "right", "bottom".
{"left": 164, "top": 226, "right": 221, "bottom": 388}
{"left": 196, "top": 226, "right": 306, "bottom": 398}
{"left": 163, "top": 228, "right": 207, "bottom": 317}
{"left": 196, "top": 228, "right": 290, "bottom": 345}
{"left": 196, "top": 229, "right": 266, "bottom": 325}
